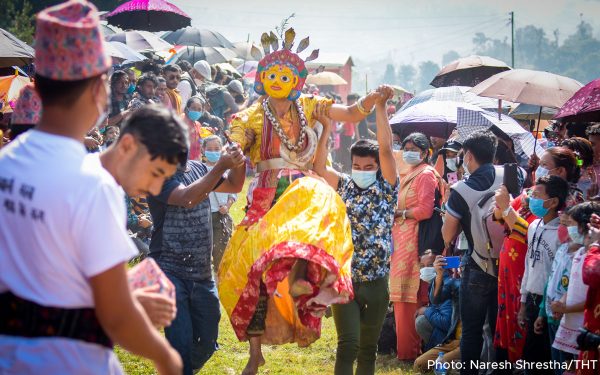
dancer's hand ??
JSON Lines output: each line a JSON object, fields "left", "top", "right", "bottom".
{"left": 218, "top": 144, "right": 246, "bottom": 170}
{"left": 133, "top": 284, "right": 177, "bottom": 329}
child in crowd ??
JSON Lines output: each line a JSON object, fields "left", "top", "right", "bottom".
{"left": 519, "top": 175, "right": 569, "bottom": 368}
{"left": 551, "top": 202, "right": 600, "bottom": 370}
{"left": 535, "top": 210, "right": 580, "bottom": 374}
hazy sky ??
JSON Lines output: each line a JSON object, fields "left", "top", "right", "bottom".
{"left": 170, "top": 0, "right": 600, "bottom": 67}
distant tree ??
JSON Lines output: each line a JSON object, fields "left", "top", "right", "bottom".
{"left": 553, "top": 21, "right": 600, "bottom": 83}
{"left": 442, "top": 50, "right": 460, "bottom": 66}
{"left": 397, "top": 64, "right": 416, "bottom": 91}
{"left": 417, "top": 61, "right": 440, "bottom": 91}
{"left": 382, "top": 64, "right": 396, "bottom": 85}
{"left": 2, "top": 0, "right": 35, "bottom": 44}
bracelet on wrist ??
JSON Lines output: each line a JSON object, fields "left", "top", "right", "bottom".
{"left": 356, "top": 97, "right": 373, "bottom": 116}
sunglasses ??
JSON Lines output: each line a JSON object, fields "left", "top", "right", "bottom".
{"left": 168, "top": 75, "right": 181, "bottom": 80}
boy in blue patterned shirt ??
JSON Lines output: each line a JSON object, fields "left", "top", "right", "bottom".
{"left": 313, "top": 85, "right": 398, "bottom": 375}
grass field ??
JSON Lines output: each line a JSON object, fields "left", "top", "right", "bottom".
{"left": 116, "top": 181, "right": 418, "bottom": 374}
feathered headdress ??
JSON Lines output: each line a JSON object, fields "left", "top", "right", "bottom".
{"left": 254, "top": 27, "right": 319, "bottom": 101}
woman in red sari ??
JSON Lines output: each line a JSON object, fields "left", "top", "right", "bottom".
{"left": 493, "top": 187, "right": 534, "bottom": 362}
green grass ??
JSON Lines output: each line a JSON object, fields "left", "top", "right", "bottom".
{"left": 117, "top": 181, "right": 418, "bottom": 374}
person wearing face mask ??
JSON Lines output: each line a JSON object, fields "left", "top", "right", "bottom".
{"left": 533, "top": 209, "right": 583, "bottom": 374}
{"left": 536, "top": 147, "right": 585, "bottom": 246}
{"left": 314, "top": 86, "right": 398, "bottom": 374}
{"left": 548, "top": 202, "right": 600, "bottom": 373}
{"left": 517, "top": 175, "right": 569, "bottom": 372}
{"left": 202, "top": 135, "right": 236, "bottom": 274}
{"left": 183, "top": 96, "right": 213, "bottom": 161}
{"left": 414, "top": 252, "right": 454, "bottom": 352}
{"left": 442, "top": 130, "right": 503, "bottom": 374}
{"left": 389, "top": 132, "right": 444, "bottom": 361}
{"left": 413, "top": 254, "right": 462, "bottom": 373}
{"left": 0, "top": 2, "right": 184, "bottom": 374}
{"left": 434, "top": 140, "right": 462, "bottom": 186}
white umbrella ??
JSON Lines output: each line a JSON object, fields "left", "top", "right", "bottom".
{"left": 306, "top": 71, "right": 347, "bottom": 86}
{"left": 106, "top": 30, "right": 173, "bottom": 52}
{"left": 469, "top": 69, "right": 583, "bottom": 109}
{"left": 107, "top": 41, "right": 147, "bottom": 63}
{"left": 232, "top": 41, "right": 263, "bottom": 61}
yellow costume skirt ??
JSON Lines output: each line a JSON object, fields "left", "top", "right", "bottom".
{"left": 218, "top": 170, "right": 354, "bottom": 346}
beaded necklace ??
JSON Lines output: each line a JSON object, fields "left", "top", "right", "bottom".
{"left": 262, "top": 98, "right": 308, "bottom": 153}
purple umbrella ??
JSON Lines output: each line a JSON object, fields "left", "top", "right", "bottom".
{"left": 106, "top": 0, "right": 191, "bottom": 32}
{"left": 554, "top": 78, "right": 600, "bottom": 122}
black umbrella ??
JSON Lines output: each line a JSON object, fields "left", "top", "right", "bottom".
{"left": 0, "top": 28, "right": 34, "bottom": 68}
{"left": 162, "top": 27, "right": 234, "bottom": 48}
{"left": 430, "top": 55, "right": 511, "bottom": 88}
{"left": 106, "top": 0, "right": 191, "bottom": 33}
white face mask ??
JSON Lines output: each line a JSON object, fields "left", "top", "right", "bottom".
{"left": 446, "top": 157, "right": 458, "bottom": 172}
{"left": 419, "top": 267, "right": 437, "bottom": 283}
{"left": 463, "top": 153, "right": 471, "bottom": 175}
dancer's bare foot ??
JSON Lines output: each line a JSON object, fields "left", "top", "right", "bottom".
{"left": 289, "top": 279, "right": 313, "bottom": 298}
{"left": 241, "top": 353, "right": 265, "bottom": 375}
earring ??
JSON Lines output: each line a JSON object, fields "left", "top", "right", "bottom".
{"left": 254, "top": 82, "right": 265, "bottom": 95}
{"left": 288, "top": 89, "right": 300, "bottom": 101}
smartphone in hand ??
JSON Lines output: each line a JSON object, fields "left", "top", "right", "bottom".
{"left": 503, "top": 163, "right": 520, "bottom": 198}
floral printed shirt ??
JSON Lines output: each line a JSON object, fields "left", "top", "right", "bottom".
{"left": 337, "top": 173, "right": 399, "bottom": 282}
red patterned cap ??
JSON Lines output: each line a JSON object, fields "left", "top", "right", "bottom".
{"left": 12, "top": 84, "right": 42, "bottom": 125}
{"left": 35, "top": 0, "right": 111, "bottom": 81}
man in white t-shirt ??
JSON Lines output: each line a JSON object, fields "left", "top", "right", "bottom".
{"left": 0, "top": 1, "right": 183, "bottom": 374}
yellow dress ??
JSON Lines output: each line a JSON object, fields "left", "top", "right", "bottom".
{"left": 218, "top": 95, "right": 354, "bottom": 346}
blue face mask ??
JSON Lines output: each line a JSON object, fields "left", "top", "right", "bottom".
{"left": 127, "top": 83, "right": 135, "bottom": 95}
{"left": 187, "top": 110, "right": 202, "bottom": 121}
{"left": 351, "top": 170, "right": 377, "bottom": 189}
{"left": 393, "top": 142, "right": 402, "bottom": 152}
{"left": 529, "top": 197, "right": 549, "bottom": 218}
{"left": 205, "top": 151, "right": 221, "bottom": 163}
{"left": 568, "top": 225, "right": 585, "bottom": 244}
{"left": 402, "top": 150, "right": 423, "bottom": 165}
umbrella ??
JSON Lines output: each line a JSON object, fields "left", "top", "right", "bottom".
{"left": 509, "top": 103, "right": 557, "bottom": 120}
{"left": 470, "top": 68, "right": 583, "bottom": 147}
{"left": 430, "top": 55, "right": 511, "bottom": 88}
{"left": 99, "top": 23, "right": 119, "bottom": 37}
{"left": 0, "top": 74, "right": 31, "bottom": 113}
{"left": 106, "top": 0, "right": 191, "bottom": 32}
{"left": 469, "top": 69, "right": 583, "bottom": 109}
{"left": 163, "top": 27, "right": 234, "bottom": 48}
{"left": 306, "top": 71, "right": 347, "bottom": 86}
{"left": 107, "top": 41, "right": 148, "bottom": 64}
{"left": 237, "top": 61, "right": 258, "bottom": 74}
{"left": 166, "top": 46, "right": 236, "bottom": 65}
{"left": 389, "top": 100, "right": 482, "bottom": 138}
{"left": 456, "top": 107, "right": 544, "bottom": 159}
{"left": 400, "top": 86, "right": 511, "bottom": 113}
{"left": 232, "top": 41, "right": 264, "bottom": 60}
{"left": 214, "top": 63, "right": 241, "bottom": 78}
{"left": 554, "top": 78, "right": 600, "bottom": 122}
{"left": 0, "top": 28, "right": 34, "bottom": 68}
{"left": 106, "top": 30, "right": 173, "bottom": 52}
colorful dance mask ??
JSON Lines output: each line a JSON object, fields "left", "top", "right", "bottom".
{"left": 254, "top": 28, "right": 318, "bottom": 101}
